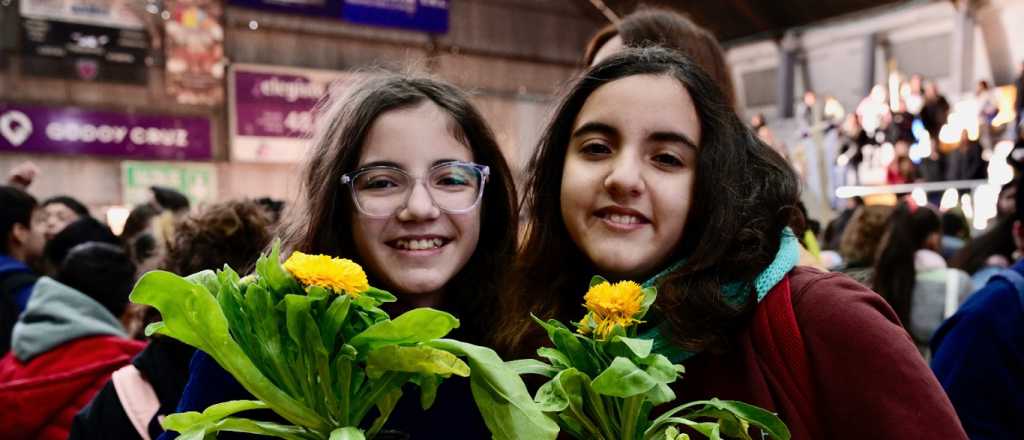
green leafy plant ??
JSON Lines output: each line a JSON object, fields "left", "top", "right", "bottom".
{"left": 508, "top": 276, "right": 792, "bottom": 440}
{"left": 132, "top": 241, "right": 554, "bottom": 440}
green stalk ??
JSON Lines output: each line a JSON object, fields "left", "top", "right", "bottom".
{"left": 350, "top": 372, "right": 412, "bottom": 424}
{"left": 620, "top": 395, "right": 644, "bottom": 440}
{"left": 336, "top": 358, "right": 352, "bottom": 426}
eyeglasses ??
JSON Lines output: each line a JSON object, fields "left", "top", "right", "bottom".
{"left": 340, "top": 161, "right": 490, "bottom": 217}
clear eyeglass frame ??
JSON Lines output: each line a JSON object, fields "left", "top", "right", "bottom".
{"left": 340, "top": 161, "right": 490, "bottom": 218}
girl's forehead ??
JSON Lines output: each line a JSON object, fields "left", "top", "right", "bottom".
{"left": 357, "top": 103, "right": 473, "bottom": 169}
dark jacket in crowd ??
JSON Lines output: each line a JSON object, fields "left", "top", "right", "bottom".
{"left": 160, "top": 350, "right": 490, "bottom": 439}
{"left": 0, "top": 253, "right": 36, "bottom": 355}
{"left": 0, "top": 277, "right": 145, "bottom": 440}
{"left": 945, "top": 141, "right": 986, "bottom": 181}
{"left": 931, "top": 259, "right": 1024, "bottom": 440}
{"left": 674, "top": 267, "right": 965, "bottom": 439}
{"left": 921, "top": 96, "right": 950, "bottom": 139}
{"left": 69, "top": 337, "right": 196, "bottom": 440}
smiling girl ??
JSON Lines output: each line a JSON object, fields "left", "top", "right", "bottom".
{"left": 165, "top": 72, "right": 518, "bottom": 439}
{"left": 499, "top": 48, "right": 966, "bottom": 439}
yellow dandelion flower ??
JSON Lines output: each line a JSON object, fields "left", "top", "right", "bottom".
{"left": 581, "top": 280, "right": 644, "bottom": 339}
{"left": 283, "top": 251, "right": 369, "bottom": 296}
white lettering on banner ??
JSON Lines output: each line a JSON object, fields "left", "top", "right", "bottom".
{"left": 258, "top": 77, "right": 326, "bottom": 103}
{"left": 45, "top": 122, "right": 128, "bottom": 144}
{"left": 0, "top": 111, "right": 34, "bottom": 147}
{"left": 129, "top": 127, "right": 189, "bottom": 148}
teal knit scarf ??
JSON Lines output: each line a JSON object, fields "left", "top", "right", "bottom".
{"left": 637, "top": 228, "right": 800, "bottom": 363}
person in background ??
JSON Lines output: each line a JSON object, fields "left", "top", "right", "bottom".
{"left": 0, "top": 242, "right": 145, "bottom": 440}
{"left": 997, "top": 178, "right": 1017, "bottom": 219}
{"left": 951, "top": 216, "right": 1016, "bottom": 288}
{"left": 71, "top": 200, "right": 276, "bottom": 440}
{"left": 946, "top": 129, "right": 986, "bottom": 181}
{"left": 823, "top": 195, "right": 864, "bottom": 251}
{"left": 930, "top": 175, "right": 1024, "bottom": 439}
{"left": 582, "top": 6, "right": 736, "bottom": 108}
{"left": 872, "top": 202, "right": 973, "bottom": 354}
{"left": 903, "top": 74, "right": 925, "bottom": 116}
{"left": 921, "top": 81, "right": 951, "bottom": 146}
{"left": 836, "top": 204, "right": 894, "bottom": 286}
{"left": 149, "top": 186, "right": 190, "bottom": 216}
{"left": 940, "top": 208, "right": 970, "bottom": 260}
{"left": 0, "top": 186, "right": 44, "bottom": 355}
{"left": 975, "top": 80, "right": 999, "bottom": 152}
{"left": 38, "top": 196, "right": 91, "bottom": 243}
{"left": 41, "top": 217, "right": 119, "bottom": 276}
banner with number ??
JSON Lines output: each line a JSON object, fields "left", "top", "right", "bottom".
{"left": 229, "top": 63, "right": 351, "bottom": 163}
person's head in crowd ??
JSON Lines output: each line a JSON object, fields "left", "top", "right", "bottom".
{"left": 128, "top": 199, "right": 278, "bottom": 338}
{"left": 498, "top": 47, "right": 798, "bottom": 355}
{"left": 165, "top": 200, "right": 275, "bottom": 276}
{"left": 803, "top": 90, "right": 816, "bottom": 107}
{"left": 55, "top": 242, "right": 136, "bottom": 319}
{"left": 583, "top": 7, "right": 736, "bottom": 107}
{"left": 39, "top": 196, "right": 90, "bottom": 241}
{"left": 997, "top": 178, "right": 1018, "bottom": 219}
{"left": 942, "top": 208, "right": 970, "bottom": 241}
{"left": 750, "top": 113, "right": 766, "bottom": 130}
{"left": 872, "top": 202, "right": 942, "bottom": 327}
{"left": 951, "top": 215, "right": 1016, "bottom": 274}
{"left": 121, "top": 203, "right": 161, "bottom": 241}
{"left": 909, "top": 74, "right": 923, "bottom": 93}
{"left": 277, "top": 71, "right": 518, "bottom": 343}
{"left": 924, "top": 81, "right": 941, "bottom": 99}
{"left": 43, "top": 217, "right": 119, "bottom": 271}
{"left": 150, "top": 186, "right": 190, "bottom": 214}
{"left": 976, "top": 80, "right": 990, "bottom": 94}
{"left": 130, "top": 211, "right": 177, "bottom": 278}
{"left": 839, "top": 204, "right": 893, "bottom": 267}
{"left": 254, "top": 197, "right": 286, "bottom": 224}
{"left": 0, "top": 185, "right": 44, "bottom": 265}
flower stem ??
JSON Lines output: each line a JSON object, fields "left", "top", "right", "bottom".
{"left": 620, "top": 395, "right": 643, "bottom": 440}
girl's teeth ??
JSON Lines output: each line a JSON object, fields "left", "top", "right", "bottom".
{"left": 608, "top": 214, "right": 638, "bottom": 224}
{"left": 396, "top": 238, "right": 445, "bottom": 250}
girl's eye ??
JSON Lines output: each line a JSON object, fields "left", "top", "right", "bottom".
{"left": 652, "top": 153, "right": 684, "bottom": 167}
{"left": 579, "top": 142, "right": 612, "bottom": 156}
{"left": 361, "top": 177, "right": 399, "bottom": 190}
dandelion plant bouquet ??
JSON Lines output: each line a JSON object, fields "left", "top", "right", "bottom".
{"left": 130, "top": 241, "right": 553, "bottom": 440}
{"left": 510, "top": 276, "right": 791, "bottom": 440}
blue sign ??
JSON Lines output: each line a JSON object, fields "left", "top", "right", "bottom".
{"left": 229, "top": 0, "right": 340, "bottom": 18}
{"left": 341, "top": 0, "right": 448, "bottom": 34}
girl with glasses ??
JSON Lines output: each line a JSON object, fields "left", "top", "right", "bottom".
{"left": 496, "top": 47, "right": 966, "bottom": 439}
{"left": 162, "top": 72, "right": 518, "bottom": 439}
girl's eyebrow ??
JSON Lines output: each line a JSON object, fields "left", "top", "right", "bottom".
{"left": 649, "top": 131, "right": 698, "bottom": 151}
{"left": 571, "top": 121, "right": 617, "bottom": 139}
{"left": 358, "top": 160, "right": 403, "bottom": 169}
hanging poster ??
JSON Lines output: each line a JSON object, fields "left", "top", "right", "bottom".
{"left": 165, "top": 0, "right": 225, "bottom": 105}
{"left": 0, "top": 102, "right": 212, "bottom": 160}
{"left": 19, "top": 0, "right": 146, "bottom": 30}
{"left": 229, "top": 63, "right": 351, "bottom": 162}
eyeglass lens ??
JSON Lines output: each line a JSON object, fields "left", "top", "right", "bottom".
{"left": 351, "top": 164, "right": 482, "bottom": 216}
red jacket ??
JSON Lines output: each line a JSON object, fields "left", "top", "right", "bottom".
{"left": 0, "top": 335, "right": 146, "bottom": 440}
{"left": 674, "top": 267, "right": 966, "bottom": 439}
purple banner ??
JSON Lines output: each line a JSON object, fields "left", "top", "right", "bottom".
{"left": 342, "top": 0, "right": 448, "bottom": 33}
{"left": 0, "top": 103, "right": 212, "bottom": 160}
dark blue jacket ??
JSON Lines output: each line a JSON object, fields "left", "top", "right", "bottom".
{"left": 163, "top": 350, "right": 489, "bottom": 439}
{"left": 1, "top": 253, "right": 37, "bottom": 355}
{"left": 931, "top": 259, "right": 1024, "bottom": 440}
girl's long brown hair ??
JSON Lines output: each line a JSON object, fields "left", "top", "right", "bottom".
{"left": 495, "top": 48, "right": 798, "bottom": 357}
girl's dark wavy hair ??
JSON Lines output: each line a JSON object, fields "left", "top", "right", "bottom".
{"left": 277, "top": 71, "right": 519, "bottom": 346}
{"left": 495, "top": 47, "right": 799, "bottom": 357}
{"left": 872, "top": 202, "right": 941, "bottom": 327}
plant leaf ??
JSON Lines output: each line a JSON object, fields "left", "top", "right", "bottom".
{"left": 131, "top": 270, "right": 328, "bottom": 431}
{"left": 365, "top": 345, "right": 470, "bottom": 379}
{"left": 506, "top": 359, "right": 560, "bottom": 378}
{"left": 329, "top": 427, "right": 366, "bottom": 440}
{"left": 607, "top": 336, "right": 653, "bottom": 359}
{"left": 536, "top": 347, "right": 571, "bottom": 370}
{"left": 427, "top": 339, "right": 559, "bottom": 440}
{"left": 349, "top": 308, "right": 460, "bottom": 355}
{"left": 689, "top": 399, "right": 790, "bottom": 440}
{"left": 589, "top": 275, "right": 609, "bottom": 287}
{"left": 591, "top": 357, "right": 658, "bottom": 398}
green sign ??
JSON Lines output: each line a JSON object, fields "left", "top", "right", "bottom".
{"left": 121, "top": 161, "right": 217, "bottom": 206}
